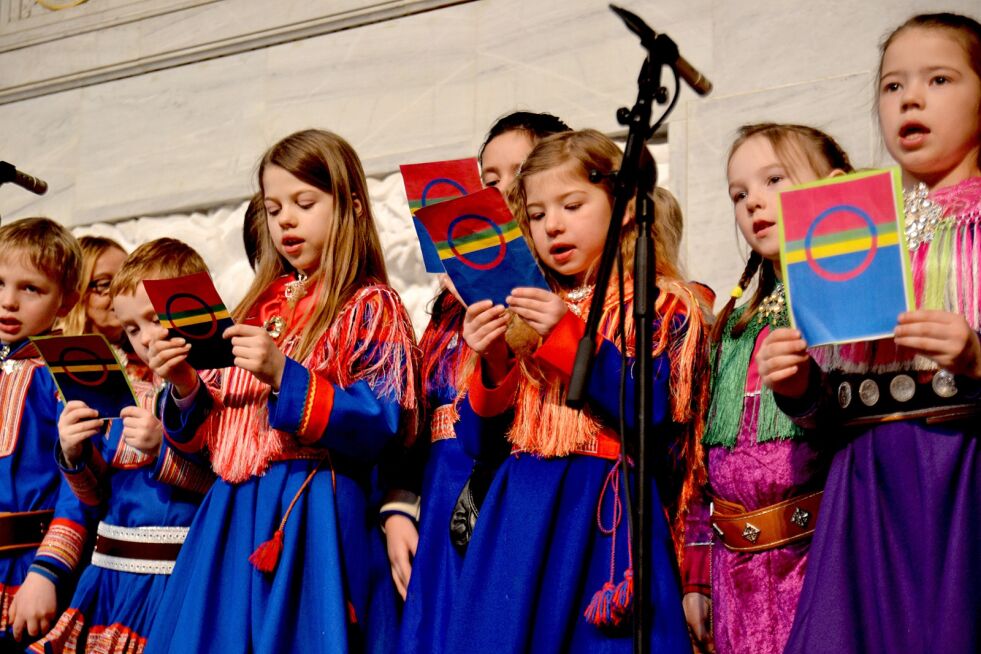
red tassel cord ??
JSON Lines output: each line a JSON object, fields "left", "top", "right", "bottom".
{"left": 584, "top": 456, "right": 633, "bottom": 628}
{"left": 249, "top": 452, "right": 334, "bottom": 573}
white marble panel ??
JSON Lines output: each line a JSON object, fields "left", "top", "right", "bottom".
{"left": 682, "top": 73, "right": 876, "bottom": 308}
{"left": 0, "top": 86, "right": 81, "bottom": 224}
{"left": 707, "top": 0, "right": 981, "bottom": 97}
{"left": 70, "top": 49, "right": 268, "bottom": 225}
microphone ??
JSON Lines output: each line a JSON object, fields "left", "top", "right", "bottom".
{"left": 0, "top": 161, "right": 48, "bottom": 195}
{"left": 610, "top": 4, "right": 713, "bottom": 96}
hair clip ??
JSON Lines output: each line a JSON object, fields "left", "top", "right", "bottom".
{"left": 588, "top": 169, "right": 618, "bottom": 184}
{"left": 730, "top": 285, "right": 744, "bottom": 299}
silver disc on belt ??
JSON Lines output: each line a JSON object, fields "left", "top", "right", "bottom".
{"left": 931, "top": 370, "right": 958, "bottom": 398}
{"left": 838, "top": 382, "right": 853, "bottom": 408}
{"left": 889, "top": 374, "right": 916, "bottom": 402}
{"left": 858, "top": 379, "right": 880, "bottom": 406}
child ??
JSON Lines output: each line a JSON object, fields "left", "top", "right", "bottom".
{"left": 145, "top": 129, "right": 417, "bottom": 654}
{"left": 0, "top": 217, "right": 95, "bottom": 646}
{"left": 58, "top": 236, "right": 128, "bottom": 347}
{"left": 388, "top": 110, "right": 570, "bottom": 654}
{"left": 445, "top": 129, "right": 708, "bottom": 653}
{"left": 681, "top": 124, "right": 851, "bottom": 654}
{"left": 32, "top": 238, "right": 216, "bottom": 654}
{"left": 760, "top": 14, "right": 981, "bottom": 653}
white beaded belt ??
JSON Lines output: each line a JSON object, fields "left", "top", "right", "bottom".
{"left": 91, "top": 522, "right": 190, "bottom": 575}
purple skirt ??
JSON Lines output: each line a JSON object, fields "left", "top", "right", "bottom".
{"left": 784, "top": 419, "right": 979, "bottom": 653}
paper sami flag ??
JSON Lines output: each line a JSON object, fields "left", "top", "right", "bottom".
{"left": 143, "top": 271, "right": 236, "bottom": 370}
{"left": 778, "top": 168, "right": 913, "bottom": 346}
{"left": 414, "top": 187, "right": 550, "bottom": 307}
{"left": 32, "top": 334, "right": 138, "bottom": 419}
{"left": 400, "top": 158, "right": 483, "bottom": 273}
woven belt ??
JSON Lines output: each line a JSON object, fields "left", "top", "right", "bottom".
{"left": 0, "top": 509, "right": 53, "bottom": 555}
{"left": 832, "top": 370, "right": 979, "bottom": 426}
{"left": 430, "top": 404, "right": 457, "bottom": 443}
{"left": 512, "top": 429, "right": 622, "bottom": 461}
{"left": 711, "top": 491, "right": 822, "bottom": 553}
{"left": 91, "top": 522, "right": 189, "bottom": 574}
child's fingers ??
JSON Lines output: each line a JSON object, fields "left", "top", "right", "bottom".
{"left": 762, "top": 365, "right": 800, "bottom": 384}
{"left": 508, "top": 287, "right": 552, "bottom": 301}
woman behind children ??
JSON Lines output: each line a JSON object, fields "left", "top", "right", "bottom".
{"left": 59, "top": 237, "right": 128, "bottom": 345}
{"left": 444, "top": 129, "right": 709, "bottom": 653}
{"left": 33, "top": 238, "right": 215, "bottom": 654}
{"left": 760, "top": 14, "right": 981, "bottom": 653}
{"left": 388, "top": 110, "right": 570, "bottom": 654}
{"left": 681, "top": 124, "right": 851, "bottom": 654}
{"left": 145, "top": 129, "right": 417, "bottom": 654}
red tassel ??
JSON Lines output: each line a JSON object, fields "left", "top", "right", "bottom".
{"left": 612, "top": 568, "right": 634, "bottom": 618}
{"left": 248, "top": 530, "right": 284, "bottom": 573}
{"left": 583, "top": 581, "right": 621, "bottom": 627}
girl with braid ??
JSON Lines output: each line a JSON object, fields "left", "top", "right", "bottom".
{"left": 681, "top": 123, "right": 851, "bottom": 654}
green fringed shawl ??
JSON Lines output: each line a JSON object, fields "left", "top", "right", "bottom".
{"left": 701, "top": 304, "right": 805, "bottom": 449}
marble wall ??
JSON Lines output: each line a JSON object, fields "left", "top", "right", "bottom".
{"left": 1, "top": 0, "right": 979, "bottom": 329}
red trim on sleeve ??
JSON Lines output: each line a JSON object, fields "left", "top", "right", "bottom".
{"left": 534, "top": 311, "right": 591, "bottom": 380}
{"left": 36, "top": 518, "right": 87, "bottom": 572}
{"left": 296, "top": 372, "right": 335, "bottom": 444}
{"left": 467, "top": 359, "right": 519, "bottom": 417}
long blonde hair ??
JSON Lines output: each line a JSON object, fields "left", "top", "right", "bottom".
{"left": 59, "top": 235, "right": 126, "bottom": 336}
{"left": 234, "top": 130, "right": 388, "bottom": 363}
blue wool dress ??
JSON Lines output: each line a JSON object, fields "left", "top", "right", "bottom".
{"left": 144, "top": 280, "right": 415, "bottom": 654}
{"left": 444, "top": 308, "right": 691, "bottom": 654}
{"left": 32, "top": 389, "right": 213, "bottom": 653}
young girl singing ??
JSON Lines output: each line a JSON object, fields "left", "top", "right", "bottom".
{"left": 682, "top": 124, "right": 851, "bottom": 654}
{"left": 445, "top": 129, "right": 708, "bottom": 653}
{"left": 761, "top": 14, "right": 981, "bottom": 653}
{"left": 389, "top": 111, "right": 570, "bottom": 654}
{"left": 145, "top": 129, "right": 417, "bottom": 654}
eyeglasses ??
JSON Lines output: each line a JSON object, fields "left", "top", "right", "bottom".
{"left": 88, "top": 278, "right": 113, "bottom": 296}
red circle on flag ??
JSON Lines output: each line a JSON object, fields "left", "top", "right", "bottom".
{"left": 58, "top": 347, "right": 109, "bottom": 387}
{"left": 803, "top": 205, "right": 879, "bottom": 282}
{"left": 447, "top": 214, "right": 507, "bottom": 271}
{"left": 165, "top": 293, "right": 219, "bottom": 339}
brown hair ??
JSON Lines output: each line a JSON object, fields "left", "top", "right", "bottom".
{"left": 242, "top": 191, "right": 264, "bottom": 271}
{"left": 109, "top": 237, "right": 209, "bottom": 299}
{"left": 714, "top": 123, "right": 854, "bottom": 343}
{"left": 59, "top": 236, "right": 127, "bottom": 336}
{"left": 879, "top": 13, "right": 981, "bottom": 90}
{"left": 236, "top": 129, "right": 388, "bottom": 362}
{"left": 509, "top": 129, "right": 688, "bottom": 290}
{"left": 0, "top": 217, "right": 82, "bottom": 299}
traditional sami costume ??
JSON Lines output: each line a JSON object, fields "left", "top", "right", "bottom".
{"left": 144, "top": 275, "right": 416, "bottom": 654}
{"left": 31, "top": 379, "right": 214, "bottom": 654}
{"left": 391, "top": 292, "right": 475, "bottom": 654}
{"left": 444, "top": 283, "right": 706, "bottom": 653}
{"left": 683, "top": 293, "right": 830, "bottom": 654}
{"left": 782, "top": 177, "right": 981, "bottom": 653}
{"left": 0, "top": 340, "right": 96, "bottom": 647}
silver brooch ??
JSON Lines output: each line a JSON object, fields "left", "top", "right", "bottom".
{"left": 858, "top": 379, "right": 880, "bottom": 406}
{"left": 838, "top": 382, "right": 853, "bottom": 409}
{"left": 903, "top": 182, "right": 944, "bottom": 251}
{"left": 756, "top": 284, "right": 787, "bottom": 324}
{"left": 742, "top": 522, "right": 761, "bottom": 543}
{"left": 263, "top": 316, "right": 286, "bottom": 340}
{"left": 889, "top": 374, "right": 916, "bottom": 403}
{"left": 931, "top": 370, "right": 958, "bottom": 398}
{"left": 285, "top": 273, "right": 309, "bottom": 307}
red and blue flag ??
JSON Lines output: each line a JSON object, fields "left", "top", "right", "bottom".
{"left": 143, "top": 271, "right": 236, "bottom": 370}
{"left": 778, "top": 168, "right": 913, "bottom": 345}
{"left": 32, "top": 334, "right": 138, "bottom": 419}
{"left": 414, "top": 188, "right": 549, "bottom": 306}
{"left": 400, "top": 158, "right": 483, "bottom": 273}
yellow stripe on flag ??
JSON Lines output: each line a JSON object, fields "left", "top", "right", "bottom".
{"left": 49, "top": 364, "right": 122, "bottom": 374}
{"left": 784, "top": 232, "right": 900, "bottom": 265}
{"left": 436, "top": 226, "right": 523, "bottom": 259}
{"left": 160, "top": 310, "right": 231, "bottom": 328}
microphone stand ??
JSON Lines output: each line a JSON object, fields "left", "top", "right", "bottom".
{"left": 565, "top": 7, "right": 689, "bottom": 653}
